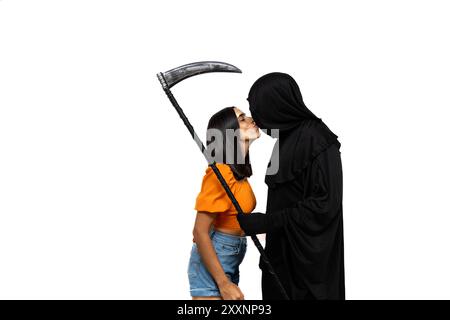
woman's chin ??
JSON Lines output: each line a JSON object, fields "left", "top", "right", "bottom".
{"left": 245, "top": 129, "right": 261, "bottom": 142}
{"left": 253, "top": 128, "right": 261, "bottom": 138}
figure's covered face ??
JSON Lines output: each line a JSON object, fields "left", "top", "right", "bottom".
{"left": 248, "top": 72, "right": 318, "bottom": 132}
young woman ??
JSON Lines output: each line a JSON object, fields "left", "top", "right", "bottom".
{"left": 187, "top": 106, "right": 260, "bottom": 300}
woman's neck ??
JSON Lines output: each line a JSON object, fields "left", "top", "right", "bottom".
{"left": 240, "top": 139, "right": 250, "bottom": 159}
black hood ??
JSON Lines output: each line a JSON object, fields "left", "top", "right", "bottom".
{"left": 247, "top": 72, "right": 340, "bottom": 187}
{"left": 248, "top": 72, "right": 319, "bottom": 131}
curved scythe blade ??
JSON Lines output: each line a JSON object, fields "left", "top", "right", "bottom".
{"left": 157, "top": 61, "right": 241, "bottom": 89}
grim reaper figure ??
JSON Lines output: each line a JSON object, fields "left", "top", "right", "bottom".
{"left": 238, "top": 72, "right": 345, "bottom": 300}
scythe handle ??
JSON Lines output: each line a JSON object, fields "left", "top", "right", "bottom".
{"left": 157, "top": 73, "right": 290, "bottom": 300}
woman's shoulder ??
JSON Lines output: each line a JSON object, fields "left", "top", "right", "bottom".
{"left": 205, "top": 163, "right": 235, "bottom": 180}
{"left": 203, "top": 163, "right": 237, "bottom": 187}
{"left": 195, "top": 164, "right": 235, "bottom": 213}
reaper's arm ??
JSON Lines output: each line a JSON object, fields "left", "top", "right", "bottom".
{"left": 238, "top": 145, "right": 342, "bottom": 236}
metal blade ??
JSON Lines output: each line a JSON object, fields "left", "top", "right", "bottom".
{"left": 157, "top": 61, "right": 241, "bottom": 89}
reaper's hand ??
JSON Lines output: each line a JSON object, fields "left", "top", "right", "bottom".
{"left": 237, "top": 212, "right": 269, "bottom": 236}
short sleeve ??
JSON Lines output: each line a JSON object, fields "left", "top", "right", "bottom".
{"left": 194, "top": 164, "right": 236, "bottom": 213}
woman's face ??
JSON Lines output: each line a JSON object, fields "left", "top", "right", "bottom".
{"left": 233, "top": 107, "right": 261, "bottom": 141}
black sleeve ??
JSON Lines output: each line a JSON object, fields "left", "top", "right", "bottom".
{"left": 238, "top": 144, "right": 342, "bottom": 235}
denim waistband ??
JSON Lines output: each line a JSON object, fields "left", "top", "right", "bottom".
{"left": 209, "top": 229, "right": 247, "bottom": 247}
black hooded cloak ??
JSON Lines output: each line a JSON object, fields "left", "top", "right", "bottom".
{"left": 238, "top": 73, "right": 345, "bottom": 300}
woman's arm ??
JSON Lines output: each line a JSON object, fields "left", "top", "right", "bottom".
{"left": 193, "top": 211, "right": 244, "bottom": 300}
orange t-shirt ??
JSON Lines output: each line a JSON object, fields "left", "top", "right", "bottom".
{"left": 195, "top": 163, "right": 256, "bottom": 232}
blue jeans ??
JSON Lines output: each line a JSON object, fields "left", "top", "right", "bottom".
{"left": 188, "top": 229, "right": 247, "bottom": 297}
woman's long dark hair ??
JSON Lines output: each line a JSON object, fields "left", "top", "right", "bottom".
{"left": 206, "top": 107, "right": 252, "bottom": 180}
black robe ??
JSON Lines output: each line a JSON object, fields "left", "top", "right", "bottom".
{"left": 238, "top": 72, "right": 345, "bottom": 300}
{"left": 260, "top": 141, "right": 345, "bottom": 300}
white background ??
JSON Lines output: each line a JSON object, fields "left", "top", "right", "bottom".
{"left": 1, "top": 0, "right": 449, "bottom": 300}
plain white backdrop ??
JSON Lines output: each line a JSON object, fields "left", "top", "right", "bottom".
{"left": 1, "top": 0, "right": 450, "bottom": 299}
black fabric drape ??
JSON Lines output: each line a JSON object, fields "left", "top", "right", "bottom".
{"left": 248, "top": 72, "right": 339, "bottom": 188}
{"left": 242, "top": 72, "right": 345, "bottom": 300}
